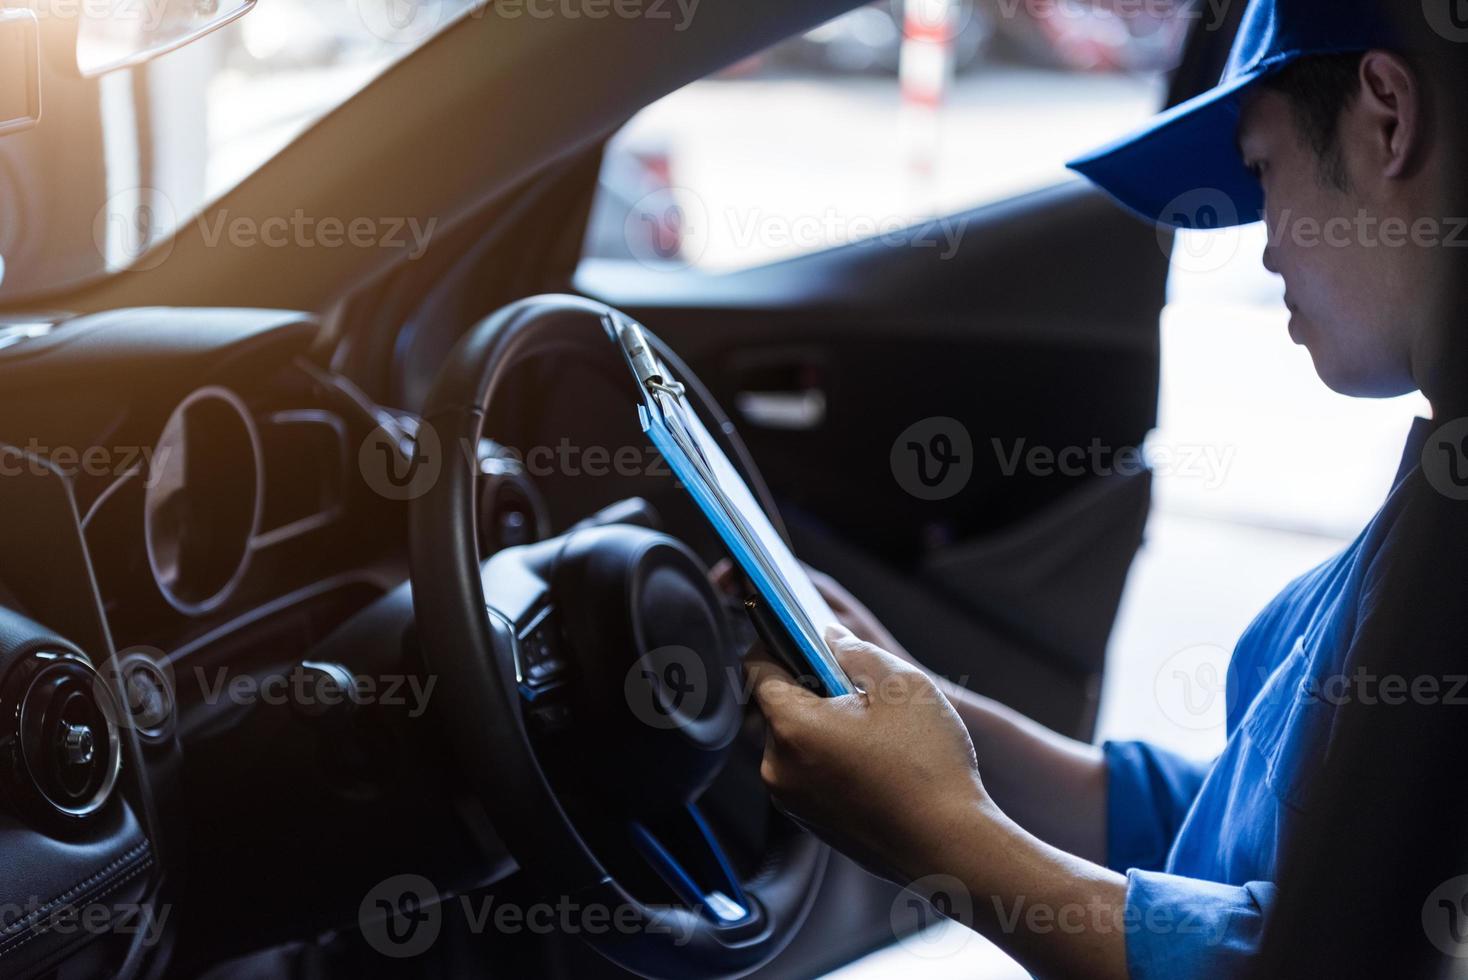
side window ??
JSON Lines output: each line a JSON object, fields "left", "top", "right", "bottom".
{"left": 583, "top": 0, "right": 1195, "bottom": 272}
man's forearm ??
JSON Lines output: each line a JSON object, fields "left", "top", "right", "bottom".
{"left": 938, "top": 680, "right": 1109, "bottom": 864}
{"left": 935, "top": 797, "right": 1129, "bottom": 980}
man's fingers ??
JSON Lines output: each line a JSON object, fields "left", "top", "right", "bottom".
{"left": 743, "top": 650, "right": 816, "bottom": 712}
{"left": 709, "top": 558, "right": 741, "bottom": 596}
{"left": 825, "top": 624, "right": 910, "bottom": 687}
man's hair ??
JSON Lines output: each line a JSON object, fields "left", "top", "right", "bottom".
{"left": 1259, "top": 52, "right": 1367, "bottom": 190}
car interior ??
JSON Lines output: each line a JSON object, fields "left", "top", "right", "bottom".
{"left": 0, "top": 1, "right": 1293, "bottom": 977}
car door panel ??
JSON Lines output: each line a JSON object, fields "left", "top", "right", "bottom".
{"left": 578, "top": 181, "right": 1166, "bottom": 738}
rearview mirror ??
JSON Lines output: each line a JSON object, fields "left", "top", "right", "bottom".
{"left": 76, "top": 0, "right": 256, "bottom": 76}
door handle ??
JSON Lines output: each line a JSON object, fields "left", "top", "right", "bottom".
{"left": 734, "top": 389, "right": 827, "bottom": 431}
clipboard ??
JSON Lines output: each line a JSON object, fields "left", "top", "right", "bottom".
{"left": 609, "top": 313, "right": 855, "bottom": 697}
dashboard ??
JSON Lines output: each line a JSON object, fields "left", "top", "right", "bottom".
{"left": 0, "top": 303, "right": 744, "bottom": 978}
{"left": 0, "top": 307, "right": 449, "bottom": 976}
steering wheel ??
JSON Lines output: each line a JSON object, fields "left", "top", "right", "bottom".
{"left": 408, "top": 295, "right": 826, "bottom": 978}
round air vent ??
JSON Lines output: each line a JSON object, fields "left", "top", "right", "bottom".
{"left": 1, "top": 651, "right": 122, "bottom": 825}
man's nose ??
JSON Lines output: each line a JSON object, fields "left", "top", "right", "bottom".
{"left": 1261, "top": 238, "right": 1280, "bottom": 276}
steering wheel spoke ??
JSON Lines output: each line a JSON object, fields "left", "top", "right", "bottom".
{"left": 629, "top": 803, "right": 755, "bottom": 928}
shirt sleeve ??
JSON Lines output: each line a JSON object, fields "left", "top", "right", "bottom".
{"left": 1103, "top": 740, "right": 1212, "bottom": 873}
{"left": 1121, "top": 872, "right": 1275, "bottom": 979}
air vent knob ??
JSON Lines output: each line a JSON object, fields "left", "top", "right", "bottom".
{"left": 1, "top": 651, "right": 122, "bottom": 826}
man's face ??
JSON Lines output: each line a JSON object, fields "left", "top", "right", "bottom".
{"left": 1236, "top": 87, "right": 1419, "bottom": 397}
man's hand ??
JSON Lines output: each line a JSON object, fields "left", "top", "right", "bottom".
{"left": 709, "top": 557, "right": 915, "bottom": 664}
{"left": 746, "top": 624, "right": 991, "bottom": 882}
{"left": 801, "top": 566, "right": 916, "bottom": 665}
{"left": 748, "top": 623, "right": 1128, "bottom": 980}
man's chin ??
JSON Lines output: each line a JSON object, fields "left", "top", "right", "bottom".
{"left": 1308, "top": 347, "right": 1415, "bottom": 398}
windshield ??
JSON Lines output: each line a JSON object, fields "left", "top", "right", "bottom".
{"left": 0, "top": 0, "right": 478, "bottom": 303}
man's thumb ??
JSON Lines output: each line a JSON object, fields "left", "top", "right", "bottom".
{"left": 825, "top": 624, "right": 905, "bottom": 687}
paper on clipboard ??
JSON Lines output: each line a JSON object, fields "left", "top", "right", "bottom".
{"left": 609, "top": 314, "right": 854, "bottom": 697}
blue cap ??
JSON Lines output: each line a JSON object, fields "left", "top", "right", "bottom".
{"left": 1066, "top": 0, "right": 1398, "bottom": 229}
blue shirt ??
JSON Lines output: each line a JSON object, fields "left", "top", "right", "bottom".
{"left": 1103, "top": 418, "right": 1430, "bottom": 978}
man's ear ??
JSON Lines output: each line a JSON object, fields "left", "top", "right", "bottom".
{"left": 1356, "top": 50, "right": 1422, "bottom": 180}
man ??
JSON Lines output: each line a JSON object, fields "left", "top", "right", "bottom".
{"left": 746, "top": 1, "right": 1454, "bottom": 976}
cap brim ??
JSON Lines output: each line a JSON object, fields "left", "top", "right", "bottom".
{"left": 1066, "top": 71, "right": 1265, "bottom": 230}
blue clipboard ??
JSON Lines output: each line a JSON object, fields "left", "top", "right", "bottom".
{"left": 611, "top": 315, "right": 854, "bottom": 697}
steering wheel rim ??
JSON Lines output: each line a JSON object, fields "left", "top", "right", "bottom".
{"left": 408, "top": 294, "right": 827, "bottom": 978}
